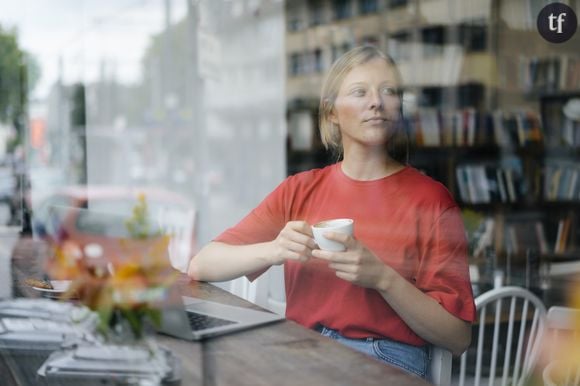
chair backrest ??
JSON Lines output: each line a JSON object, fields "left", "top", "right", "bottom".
{"left": 247, "top": 264, "right": 287, "bottom": 315}
{"left": 430, "top": 346, "right": 452, "bottom": 385}
{"left": 155, "top": 205, "right": 196, "bottom": 273}
{"left": 542, "top": 306, "right": 580, "bottom": 386}
{"left": 458, "top": 286, "right": 547, "bottom": 386}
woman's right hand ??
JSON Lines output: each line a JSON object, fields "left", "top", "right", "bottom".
{"left": 269, "top": 221, "right": 317, "bottom": 265}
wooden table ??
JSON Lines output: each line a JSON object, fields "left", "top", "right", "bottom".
{"left": 2, "top": 274, "right": 430, "bottom": 386}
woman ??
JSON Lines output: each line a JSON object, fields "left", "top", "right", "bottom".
{"left": 188, "top": 46, "right": 475, "bottom": 379}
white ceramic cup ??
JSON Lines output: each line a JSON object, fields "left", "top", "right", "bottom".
{"left": 311, "top": 219, "right": 354, "bottom": 252}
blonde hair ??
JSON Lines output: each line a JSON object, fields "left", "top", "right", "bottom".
{"left": 318, "top": 45, "right": 407, "bottom": 161}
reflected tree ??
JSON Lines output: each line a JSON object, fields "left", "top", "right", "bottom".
{"left": 70, "top": 83, "right": 87, "bottom": 184}
{"left": 0, "top": 25, "right": 39, "bottom": 151}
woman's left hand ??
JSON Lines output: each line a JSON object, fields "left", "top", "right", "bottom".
{"left": 311, "top": 231, "right": 392, "bottom": 291}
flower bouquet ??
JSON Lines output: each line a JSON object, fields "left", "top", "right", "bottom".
{"left": 47, "top": 193, "right": 179, "bottom": 344}
{"left": 38, "top": 193, "right": 182, "bottom": 384}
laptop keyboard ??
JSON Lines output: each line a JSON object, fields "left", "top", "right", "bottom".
{"left": 186, "top": 311, "right": 236, "bottom": 331}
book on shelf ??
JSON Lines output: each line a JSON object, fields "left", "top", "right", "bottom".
{"left": 475, "top": 212, "right": 575, "bottom": 258}
{"left": 549, "top": 167, "right": 563, "bottom": 200}
{"left": 496, "top": 168, "right": 508, "bottom": 202}
{"left": 567, "top": 168, "right": 579, "bottom": 199}
{"left": 453, "top": 110, "right": 464, "bottom": 146}
{"left": 524, "top": 56, "right": 560, "bottom": 93}
{"left": 478, "top": 113, "right": 496, "bottom": 146}
{"left": 503, "top": 113, "right": 521, "bottom": 147}
{"left": 407, "top": 114, "right": 423, "bottom": 146}
{"left": 440, "top": 110, "right": 455, "bottom": 146}
{"left": 456, "top": 164, "right": 484, "bottom": 203}
{"left": 409, "top": 107, "right": 542, "bottom": 148}
{"left": 562, "top": 118, "right": 580, "bottom": 147}
{"left": 554, "top": 217, "right": 572, "bottom": 254}
{"left": 544, "top": 161, "right": 580, "bottom": 201}
{"left": 505, "top": 222, "right": 540, "bottom": 256}
{"left": 500, "top": 156, "right": 524, "bottom": 202}
{"left": 455, "top": 167, "right": 470, "bottom": 203}
{"left": 418, "top": 108, "right": 441, "bottom": 146}
{"left": 504, "top": 169, "right": 518, "bottom": 202}
{"left": 535, "top": 221, "right": 550, "bottom": 255}
{"left": 473, "top": 218, "right": 495, "bottom": 258}
{"left": 466, "top": 165, "right": 480, "bottom": 203}
{"left": 493, "top": 109, "right": 543, "bottom": 147}
{"left": 517, "top": 110, "right": 543, "bottom": 144}
{"left": 492, "top": 110, "right": 509, "bottom": 147}
{"left": 515, "top": 112, "right": 526, "bottom": 145}
{"left": 484, "top": 166, "right": 501, "bottom": 202}
{"left": 465, "top": 108, "right": 477, "bottom": 146}
{"left": 473, "top": 165, "right": 492, "bottom": 203}
{"left": 506, "top": 225, "right": 519, "bottom": 255}
{"left": 456, "top": 163, "right": 522, "bottom": 204}
{"left": 503, "top": 217, "right": 552, "bottom": 257}
{"left": 523, "top": 55, "right": 580, "bottom": 93}
{"left": 559, "top": 167, "right": 573, "bottom": 199}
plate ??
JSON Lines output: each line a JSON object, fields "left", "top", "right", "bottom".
{"left": 32, "top": 280, "right": 72, "bottom": 297}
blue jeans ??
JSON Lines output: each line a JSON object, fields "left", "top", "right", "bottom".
{"left": 316, "top": 326, "right": 431, "bottom": 379}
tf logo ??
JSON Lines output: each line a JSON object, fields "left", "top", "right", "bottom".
{"left": 537, "top": 2, "right": 578, "bottom": 43}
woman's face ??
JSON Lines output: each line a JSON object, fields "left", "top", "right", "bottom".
{"left": 330, "top": 58, "right": 401, "bottom": 150}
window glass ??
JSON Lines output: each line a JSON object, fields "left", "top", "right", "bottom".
{"left": 334, "top": 0, "right": 352, "bottom": 20}
{"left": 389, "top": 0, "right": 408, "bottom": 9}
{"left": 388, "top": 31, "right": 411, "bottom": 61}
{"left": 359, "top": 0, "right": 379, "bottom": 14}
{"left": 33, "top": 195, "right": 75, "bottom": 238}
{"left": 309, "top": 0, "right": 325, "bottom": 26}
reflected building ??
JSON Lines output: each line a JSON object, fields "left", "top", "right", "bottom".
{"left": 285, "top": 0, "right": 496, "bottom": 174}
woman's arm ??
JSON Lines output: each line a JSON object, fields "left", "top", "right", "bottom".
{"left": 377, "top": 271, "right": 471, "bottom": 356}
{"left": 188, "top": 241, "right": 276, "bottom": 282}
{"left": 312, "top": 231, "right": 471, "bottom": 356}
{"left": 188, "top": 221, "right": 317, "bottom": 282}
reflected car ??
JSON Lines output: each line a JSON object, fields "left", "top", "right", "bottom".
{"left": 30, "top": 186, "right": 196, "bottom": 272}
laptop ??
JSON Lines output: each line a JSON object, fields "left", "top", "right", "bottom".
{"left": 156, "top": 291, "right": 285, "bottom": 341}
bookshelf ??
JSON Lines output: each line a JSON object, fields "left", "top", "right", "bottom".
{"left": 284, "top": 0, "right": 580, "bottom": 303}
{"left": 403, "top": 1, "right": 580, "bottom": 303}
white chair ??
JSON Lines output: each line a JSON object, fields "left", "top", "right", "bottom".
{"left": 430, "top": 346, "right": 452, "bottom": 385}
{"left": 155, "top": 205, "right": 196, "bottom": 273}
{"left": 542, "top": 306, "right": 580, "bottom": 386}
{"left": 458, "top": 286, "right": 547, "bottom": 386}
{"left": 247, "top": 264, "right": 286, "bottom": 315}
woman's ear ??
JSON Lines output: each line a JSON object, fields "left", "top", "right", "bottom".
{"left": 329, "top": 108, "right": 339, "bottom": 125}
{"left": 324, "top": 97, "right": 339, "bottom": 125}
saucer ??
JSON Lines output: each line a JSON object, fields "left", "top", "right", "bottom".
{"left": 32, "top": 280, "right": 72, "bottom": 298}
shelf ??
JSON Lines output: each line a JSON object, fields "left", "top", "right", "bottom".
{"left": 409, "top": 144, "right": 550, "bottom": 157}
{"left": 410, "top": 145, "right": 499, "bottom": 153}
{"left": 543, "top": 146, "right": 580, "bottom": 157}
{"left": 542, "top": 252, "right": 580, "bottom": 263}
{"left": 460, "top": 201, "right": 580, "bottom": 212}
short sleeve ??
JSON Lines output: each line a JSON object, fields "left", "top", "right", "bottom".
{"left": 214, "top": 179, "right": 290, "bottom": 245}
{"left": 415, "top": 206, "right": 476, "bottom": 323}
{"left": 213, "top": 179, "right": 290, "bottom": 281}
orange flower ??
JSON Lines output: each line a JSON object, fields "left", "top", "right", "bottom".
{"left": 45, "top": 193, "right": 179, "bottom": 340}
{"left": 46, "top": 241, "right": 83, "bottom": 279}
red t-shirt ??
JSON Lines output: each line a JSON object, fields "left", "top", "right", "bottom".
{"left": 215, "top": 163, "right": 475, "bottom": 346}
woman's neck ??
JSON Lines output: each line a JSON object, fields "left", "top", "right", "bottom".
{"left": 340, "top": 146, "right": 404, "bottom": 181}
